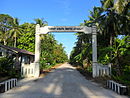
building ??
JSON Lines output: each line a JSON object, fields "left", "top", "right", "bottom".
{"left": 0, "top": 44, "right": 35, "bottom": 77}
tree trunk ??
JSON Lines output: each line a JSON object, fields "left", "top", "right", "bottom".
{"left": 110, "top": 34, "right": 114, "bottom": 61}
{"left": 4, "top": 40, "right": 7, "bottom": 45}
{"left": 110, "top": 36, "right": 113, "bottom": 46}
{"left": 115, "top": 56, "right": 122, "bottom": 76}
{"left": 14, "top": 36, "right": 17, "bottom": 47}
{"left": 14, "top": 32, "right": 17, "bottom": 47}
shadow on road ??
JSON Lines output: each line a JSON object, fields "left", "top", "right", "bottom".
{"left": 0, "top": 64, "right": 128, "bottom": 98}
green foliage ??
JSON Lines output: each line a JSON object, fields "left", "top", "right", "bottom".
{"left": 40, "top": 34, "right": 68, "bottom": 69}
{"left": 0, "top": 14, "right": 13, "bottom": 27}
{"left": 112, "top": 66, "right": 130, "bottom": 85}
{"left": 0, "top": 15, "right": 68, "bottom": 77}
{"left": 69, "top": 33, "right": 92, "bottom": 68}
{"left": 70, "top": 0, "right": 130, "bottom": 85}
{"left": 16, "top": 22, "right": 68, "bottom": 70}
{"left": 98, "top": 47, "right": 112, "bottom": 64}
{"left": 0, "top": 57, "right": 13, "bottom": 75}
{"left": 34, "top": 18, "right": 48, "bottom": 26}
{"left": 98, "top": 36, "right": 130, "bottom": 84}
{"left": 9, "top": 18, "right": 22, "bottom": 47}
{"left": 0, "top": 14, "right": 14, "bottom": 45}
{"left": 0, "top": 14, "right": 22, "bottom": 47}
{"left": 0, "top": 57, "right": 19, "bottom": 78}
{"left": 17, "top": 23, "right": 35, "bottom": 52}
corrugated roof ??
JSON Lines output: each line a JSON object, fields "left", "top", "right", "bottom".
{"left": 0, "top": 44, "right": 34, "bottom": 55}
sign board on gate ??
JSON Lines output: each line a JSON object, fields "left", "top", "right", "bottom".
{"left": 38, "top": 26, "right": 92, "bottom": 34}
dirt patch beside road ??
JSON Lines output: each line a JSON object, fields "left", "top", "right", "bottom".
{"left": 39, "top": 63, "right": 63, "bottom": 78}
{"left": 76, "top": 66, "right": 111, "bottom": 88}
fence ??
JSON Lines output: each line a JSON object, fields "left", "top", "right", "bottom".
{"left": 107, "top": 80, "right": 128, "bottom": 95}
{"left": 21, "top": 63, "right": 35, "bottom": 77}
{"left": 97, "top": 63, "right": 111, "bottom": 76}
{"left": 0, "top": 78, "right": 17, "bottom": 93}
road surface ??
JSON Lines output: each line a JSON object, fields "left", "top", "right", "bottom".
{"left": 0, "top": 63, "right": 128, "bottom": 98}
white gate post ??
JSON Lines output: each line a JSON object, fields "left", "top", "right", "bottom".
{"left": 34, "top": 24, "right": 41, "bottom": 77}
{"left": 92, "top": 26, "right": 98, "bottom": 77}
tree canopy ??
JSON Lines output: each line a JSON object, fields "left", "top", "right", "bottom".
{"left": 0, "top": 15, "right": 68, "bottom": 70}
{"left": 69, "top": 0, "right": 130, "bottom": 84}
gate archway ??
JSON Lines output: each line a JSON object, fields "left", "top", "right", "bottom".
{"left": 34, "top": 24, "right": 98, "bottom": 78}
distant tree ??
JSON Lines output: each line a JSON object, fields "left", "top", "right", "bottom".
{"left": 40, "top": 34, "right": 68, "bottom": 69}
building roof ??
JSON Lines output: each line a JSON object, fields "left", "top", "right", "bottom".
{"left": 0, "top": 44, "right": 34, "bottom": 56}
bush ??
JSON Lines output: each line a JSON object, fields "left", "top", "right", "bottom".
{"left": 0, "top": 57, "right": 20, "bottom": 78}
{"left": 0, "top": 57, "right": 13, "bottom": 76}
{"left": 40, "top": 60, "right": 52, "bottom": 70}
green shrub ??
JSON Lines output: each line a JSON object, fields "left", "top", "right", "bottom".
{"left": 0, "top": 57, "right": 20, "bottom": 78}
{"left": 0, "top": 57, "right": 13, "bottom": 76}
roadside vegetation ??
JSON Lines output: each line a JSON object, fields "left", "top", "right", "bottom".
{"left": 69, "top": 0, "right": 130, "bottom": 86}
{"left": 0, "top": 15, "right": 68, "bottom": 79}
{"left": 0, "top": 0, "right": 129, "bottom": 88}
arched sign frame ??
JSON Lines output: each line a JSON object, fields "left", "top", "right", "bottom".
{"left": 34, "top": 24, "right": 98, "bottom": 78}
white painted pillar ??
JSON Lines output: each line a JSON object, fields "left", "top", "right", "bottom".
{"left": 92, "top": 26, "right": 98, "bottom": 77}
{"left": 34, "top": 24, "right": 41, "bottom": 77}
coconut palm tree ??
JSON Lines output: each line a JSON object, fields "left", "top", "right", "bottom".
{"left": 117, "top": 1, "right": 130, "bottom": 35}
{"left": 9, "top": 18, "right": 22, "bottom": 47}
{"left": 103, "top": 0, "right": 130, "bottom": 35}
{"left": 34, "top": 18, "right": 48, "bottom": 40}
{"left": 97, "top": 0, "right": 120, "bottom": 46}
{"left": 34, "top": 18, "right": 48, "bottom": 26}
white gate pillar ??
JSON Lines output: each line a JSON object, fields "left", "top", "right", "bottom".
{"left": 92, "top": 26, "right": 98, "bottom": 77}
{"left": 33, "top": 25, "right": 94, "bottom": 78}
{"left": 34, "top": 24, "right": 41, "bottom": 77}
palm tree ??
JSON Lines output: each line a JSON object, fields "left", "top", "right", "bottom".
{"left": 85, "top": 6, "right": 112, "bottom": 46}
{"left": 34, "top": 18, "right": 48, "bottom": 40}
{"left": 0, "top": 30, "right": 10, "bottom": 45}
{"left": 117, "top": 1, "right": 130, "bottom": 35}
{"left": 0, "top": 14, "right": 13, "bottom": 45}
{"left": 97, "top": 0, "right": 120, "bottom": 46}
{"left": 102, "top": 0, "right": 130, "bottom": 35}
{"left": 34, "top": 18, "right": 48, "bottom": 26}
{"left": 9, "top": 18, "right": 22, "bottom": 47}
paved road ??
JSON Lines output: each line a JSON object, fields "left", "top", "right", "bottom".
{"left": 0, "top": 63, "right": 128, "bottom": 98}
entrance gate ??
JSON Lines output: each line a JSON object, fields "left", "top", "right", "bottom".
{"left": 29, "top": 24, "right": 111, "bottom": 78}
